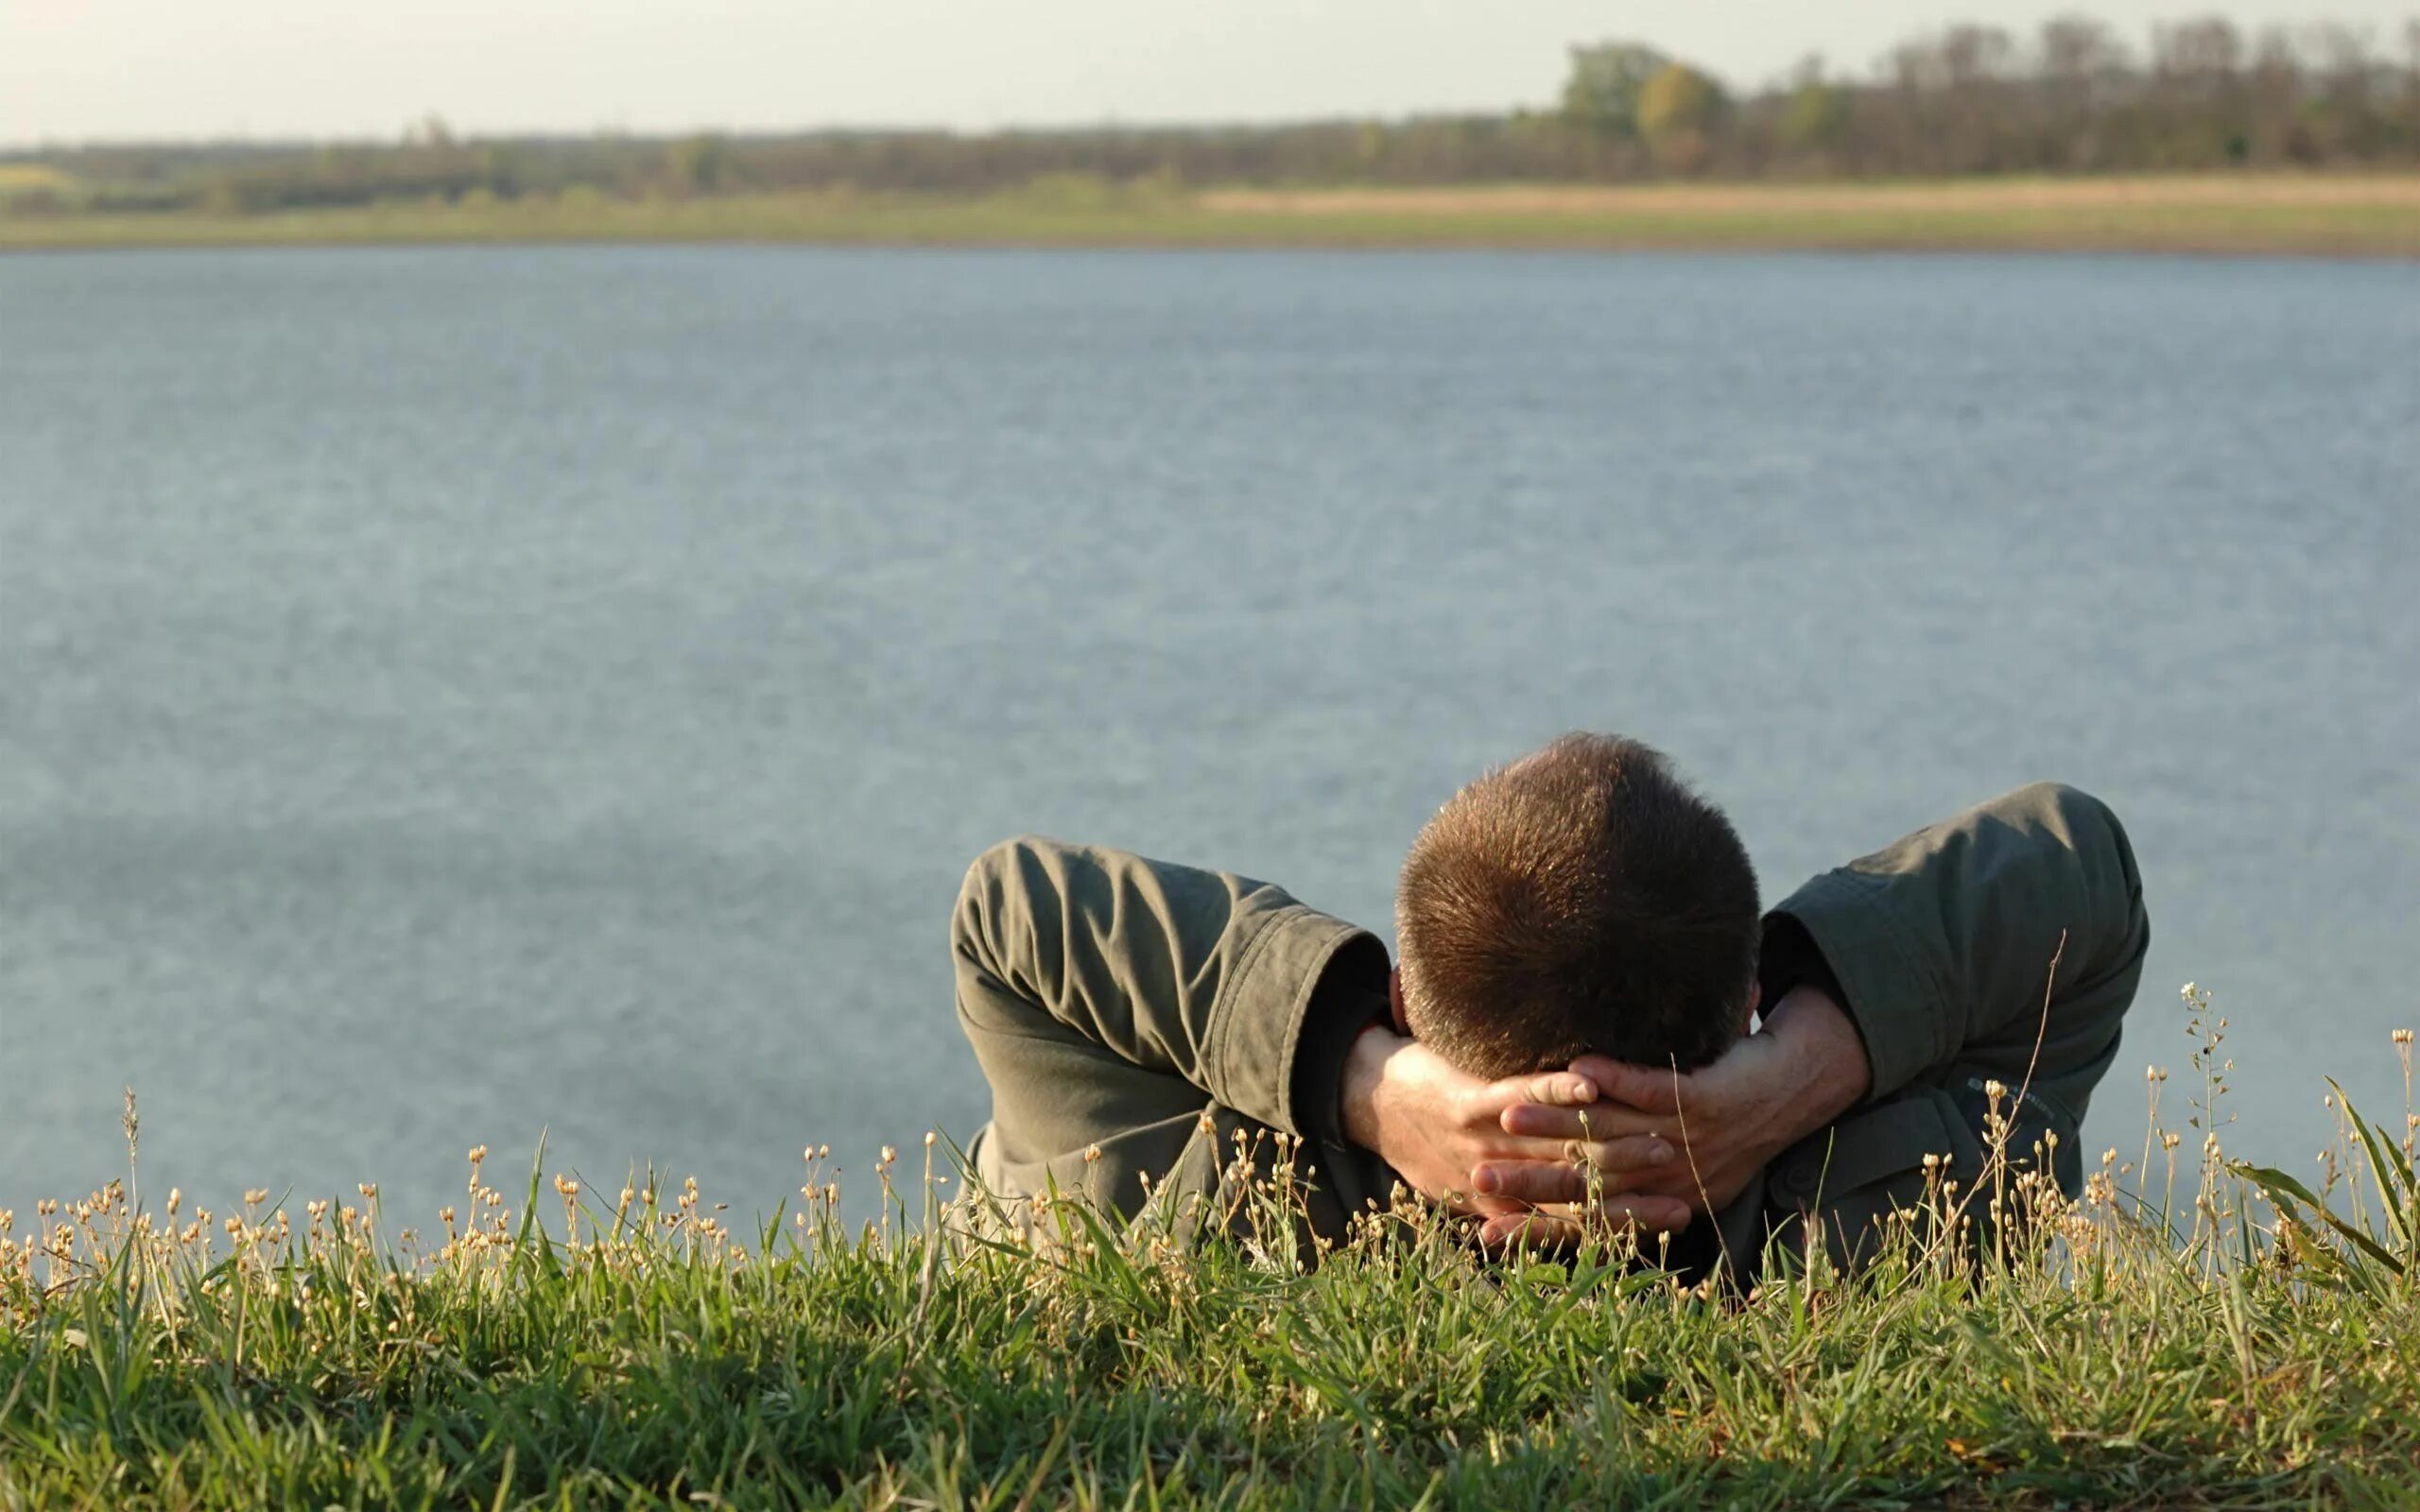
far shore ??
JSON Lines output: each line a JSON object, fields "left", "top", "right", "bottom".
{"left": 5, "top": 173, "right": 2417, "bottom": 258}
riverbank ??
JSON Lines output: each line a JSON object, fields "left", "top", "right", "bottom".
{"left": 6, "top": 174, "right": 2416, "bottom": 257}
{"left": 8, "top": 1048, "right": 2419, "bottom": 1509}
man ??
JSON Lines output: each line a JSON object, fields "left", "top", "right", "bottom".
{"left": 950, "top": 734, "right": 2147, "bottom": 1281}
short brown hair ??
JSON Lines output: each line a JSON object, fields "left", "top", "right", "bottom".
{"left": 1394, "top": 733, "right": 1759, "bottom": 1080}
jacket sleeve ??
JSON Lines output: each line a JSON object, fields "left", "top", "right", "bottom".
{"left": 1760, "top": 782, "right": 2151, "bottom": 1124}
{"left": 954, "top": 835, "right": 1386, "bottom": 1140}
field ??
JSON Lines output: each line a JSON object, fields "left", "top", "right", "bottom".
{"left": 7, "top": 996, "right": 2420, "bottom": 1509}
{"left": 0, "top": 164, "right": 78, "bottom": 198}
{"left": 3, "top": 174, "right": 2415, "bottom": 257}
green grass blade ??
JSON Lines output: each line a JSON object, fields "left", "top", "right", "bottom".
{"left": 2326, "top": 1081, "right": 2413, "bottom": 1249}
{"left": 2231, "top": 1160, "right": 2407, "bottom": 1275}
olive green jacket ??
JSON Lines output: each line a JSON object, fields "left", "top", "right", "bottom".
{"left": 952, "top": 782, "right": 2147, "bottom": 1281}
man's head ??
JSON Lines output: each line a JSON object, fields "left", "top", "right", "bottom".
{"left": 1392, "top": 733, "right": 1760, "bottom": 1080}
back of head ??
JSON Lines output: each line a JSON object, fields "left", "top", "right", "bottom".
{"left": 1394, "top": 733, "right": 1759, "bottom": 1080}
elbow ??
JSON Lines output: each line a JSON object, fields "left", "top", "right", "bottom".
{"left": 953, "top": 836, "right": 1035, "bottom": 958}
{"left": 2019, "top": 782, "right": 2137, "bottom": 886}
{"left": 953, "top": 834, "right": 1068, "bottom": 971}
{"left": 2020, "top": 781, "right": 2148, "bottom": 973}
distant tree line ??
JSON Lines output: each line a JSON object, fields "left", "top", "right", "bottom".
{"left": 7, "top": 13, "right": 2417, "bottom": 215}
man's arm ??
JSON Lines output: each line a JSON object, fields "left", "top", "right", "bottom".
{"left": 954, "top": 834, "right": 1380, "bottom": 1144}
{"left": 1763, "top": 782, "right": 2147, "bottom": 1123}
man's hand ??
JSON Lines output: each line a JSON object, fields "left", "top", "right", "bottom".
{"left": 1340, "top": 1024, "right": 1693, "bottom": 1236}
{"left": 1469, "top": 985, "right": 1874, "bottom": 1248}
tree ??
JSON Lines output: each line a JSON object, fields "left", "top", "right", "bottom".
{"left": 2153, "top": 15, "right": 2244, "bottom": 84}
{"left": 1636, "top": 62, "right": 1727, "bottom": 167}
{"left": 665, "top": 134, "right": 732, "bottom": 197}
{"left": 1938, "top": 24, "right": 2019, "bottom": 86}
{"left": 1562, "top": 42, "right": 1669, "bottom": 138}
{"left": 2040, "top": 13, "right": 2131, "bottom": 85}
{"left": 1774, "top": 57, "right": 1849, "bottom": 154}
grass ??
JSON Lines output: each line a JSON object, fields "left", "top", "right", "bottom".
{"left": 4, "top": 988, "right": 2418, "bottom": 1509}
{"left": 2, "top": 175, "right": 2415, "bottom": 257}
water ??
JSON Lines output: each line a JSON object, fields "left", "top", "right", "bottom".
{"left": 3, "top": 246, "right": 2413, "bottom": 1229}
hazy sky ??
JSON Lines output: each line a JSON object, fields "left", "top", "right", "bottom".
{"left": 5, "top": 1, "right": 2411, "bottom": 146}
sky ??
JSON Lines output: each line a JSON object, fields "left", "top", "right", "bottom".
{"left": 4, "top": 0, "right": 2411, "bottom": 146}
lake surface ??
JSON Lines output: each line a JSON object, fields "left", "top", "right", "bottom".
{"left": 3, "top": 246, "right": 2413, "bottom": 1230}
